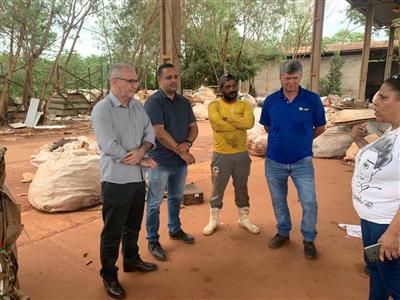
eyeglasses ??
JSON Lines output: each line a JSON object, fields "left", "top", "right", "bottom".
{"left": 114, "top": 77, "right": 139, "bottom": 84}
{"left": 392, "top": 74, "right": 400, "bottom": 80}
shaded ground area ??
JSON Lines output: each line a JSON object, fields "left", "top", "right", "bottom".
{"left": 1, "top": 121, "right": 368, "bottom": 299}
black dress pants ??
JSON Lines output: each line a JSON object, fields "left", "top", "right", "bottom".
{"left": 100, "top": 181, "right": 145, "bottom": 280}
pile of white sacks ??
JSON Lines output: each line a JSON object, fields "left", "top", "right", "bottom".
{"left": 28, "top": 136, "right": 101, "bottom": 212}
{"left": 186, "top": 86, "right": 257, "bottom": 121}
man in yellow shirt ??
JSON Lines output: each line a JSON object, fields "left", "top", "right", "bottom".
{"left": 203, "top": 74, "right": 259, "bottom": 235}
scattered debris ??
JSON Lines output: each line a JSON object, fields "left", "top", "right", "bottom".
{"left": 9, "top": 122, "right": 27, "bottom": 129}
{"left": 25, "top": 98, "right": 42, "bottom": 127}
{"left": 338, "top": 223, "right": 362, "bottom": 238}
{"left": 333, "top": 109, "right": 376, "bottom": 126}
{"left": 21, "top": 172, "right": 35, "bottom": 183}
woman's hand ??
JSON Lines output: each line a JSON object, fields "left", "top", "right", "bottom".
{"left": 350, "top": 123, "right": 367, "bottom": 142}
{"left": 379, "top": 230, "right": 400, "bottom": 261}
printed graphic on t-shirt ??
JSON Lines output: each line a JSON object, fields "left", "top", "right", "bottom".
{"left": 353, "top": 133, "right": 397, "bottom": 209}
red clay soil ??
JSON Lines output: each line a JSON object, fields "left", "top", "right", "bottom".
{"left": 1, "top": 121, "right": 369, "bottom": 299}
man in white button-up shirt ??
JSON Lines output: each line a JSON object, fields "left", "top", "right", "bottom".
{"left": 92, "top": 63, "right": 157, "bottom": 299}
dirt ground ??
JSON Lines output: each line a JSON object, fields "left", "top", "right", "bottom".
{"left": 0, "top": 121, "right": 369, "bottom": 299}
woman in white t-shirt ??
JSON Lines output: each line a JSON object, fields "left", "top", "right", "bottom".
{"left": 351, "top": 77, "right": 400, "bottom": 300}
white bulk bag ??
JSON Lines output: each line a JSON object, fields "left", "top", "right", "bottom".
{"left": 28, "top": 149, "right": 101, "bottom": 212}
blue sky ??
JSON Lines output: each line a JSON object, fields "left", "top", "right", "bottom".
{"left": 70, "top": 0, "right": 384, "bottom": 57}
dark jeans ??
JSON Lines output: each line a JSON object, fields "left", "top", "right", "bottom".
{"left": 100, "top": 181, "right": 145, "bottom": 281}
{"left": 361, "top": 219, "right": 400, "bottom": 300}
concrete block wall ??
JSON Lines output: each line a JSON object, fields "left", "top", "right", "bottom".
{"left": 242, "top": 54, "right": 362, "bottom": 98}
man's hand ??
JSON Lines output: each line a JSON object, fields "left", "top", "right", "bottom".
{"left": 379, "top": 230, "right": 400, "bottom": 261}
{"left": 175, "top": 142, "right": 190, "bottom": 155}
{"left": 122, "top": 149, "right": 145, "bottom": 165}
{"left": 139, "top": 157, "right": 157, "bottom": 169}
{"left": 179, "top": 152, "right": 195, "bottom": 165}
{"left": 350, "top": 123, "right": 368, "bottom": 142}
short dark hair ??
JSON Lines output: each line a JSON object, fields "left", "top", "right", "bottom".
{"left": 219, "top": 73, "right": 236, "bottom": 88}
{"left": 280, "top": 59, "right": 302, "bottom": 76}
{"left": 157, "top": 63, "right": 175, "bottom": 77}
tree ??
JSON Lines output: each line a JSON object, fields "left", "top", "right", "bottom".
{"left": 21, "top": 0, "right": 57, "bottom": 111}
{"left": 323, "top": 29, "right": 364, "bottom": 45}
{"left": 319, "top": 52, "right": 345, "bottom": 96}
{"left": 0, "top": 0, "right": 27, "bottom": 124}
{"left": 97, "top": 0, "right": 160, "bottom": 87}
{"left": 279, "top": 0, "right": 314, "bottom": 58}
{"left": 182, "top": 0, "right": 285, "bottom": 88}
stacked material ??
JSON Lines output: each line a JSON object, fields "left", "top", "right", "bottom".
{"left": 247, "top": 107, "right": 267, "bottom": 157}
{"left": 186, "top": 86, "right": 217, "bottom": 120}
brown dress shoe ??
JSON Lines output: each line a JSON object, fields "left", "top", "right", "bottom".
{"left": 268, "top": 233, "right": 289, "bottom": 249}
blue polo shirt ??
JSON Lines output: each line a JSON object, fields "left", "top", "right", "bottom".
{"left": 259, "top": 87, "right": 326, "bottom": 164}
{"left": 144, "top": 89, "right": 196, "bottom": 167}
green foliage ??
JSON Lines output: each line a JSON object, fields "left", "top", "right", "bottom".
{"left": 323, "top": 29, "right": 364, "bottom": 45}
{"left": 97, "top": 0, "right": 159, "bottom": 88}
{"left": 279, "top": 0, "right": 314, "bottom": 52}
{"left": 0, "top": 52, "right": 107, "bottom": 101}
{"left": 0, "top": 0, "right": 321, "bottom": 107}
{"left": 181, "top": 0, "right": 287, "bottom": 88}
{"left": 319, "top": 52, "right": 345, "bottom": 96}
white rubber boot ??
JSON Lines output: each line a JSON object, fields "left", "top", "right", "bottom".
{"left": 238, "top": 207, "right": 260, "bottom": 234}
{"left": 203, "top": 207, "right": 219, "bottom": 235}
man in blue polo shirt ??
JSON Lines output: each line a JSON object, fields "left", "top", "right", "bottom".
{"left": 144, "top": 63, "right": 198, "bottom": 261}
{"left": 260, "top": 59, "right": 326, "bottom": 260}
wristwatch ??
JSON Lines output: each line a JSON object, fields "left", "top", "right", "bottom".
{"left": 185, "top": 140, "right": 192, "bottom": 148}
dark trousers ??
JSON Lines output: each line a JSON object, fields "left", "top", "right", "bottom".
{"left": 100, "top": 181, "right": 145, "bottom": 281}
{"left": 361, "top": 219, "right": 400, "bottom": 300}
{"left": 209, "top": 151, "right": 251, "bottom": 209}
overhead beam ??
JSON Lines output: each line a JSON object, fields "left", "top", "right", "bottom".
{"left": 358, "top": 4, "right": 374, "bottom": 101}
{"left": 160, "top": 0, "right": 181, "bottom": 88}
{"left": 384, "top": 26, "right": 395, "bottom": 80}
{"left": 309, "top": 0, "right": 325, "bottom": 93}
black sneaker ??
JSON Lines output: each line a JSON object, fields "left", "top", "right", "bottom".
{"left": 169, "top": 229, "right": 195, "bottom": 244}
{"left": 303, "top": 241, "right": 317, "bottom": 260}
{"left": 268, "top": 233, "right": 289, "bottom": 249}
{"left": 148, "top": 241, "right": 167, "bottom": 261}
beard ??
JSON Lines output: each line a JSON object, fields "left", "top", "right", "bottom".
{"left": 223, "top": 91, "right": 238, "bottom": 102}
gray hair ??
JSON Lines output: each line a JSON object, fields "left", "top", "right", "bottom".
{"left": 108, "top": 63, "right": 135, "bottom": 81}
{"left": 280, "top": 59, "right": 302, "bottom": 76}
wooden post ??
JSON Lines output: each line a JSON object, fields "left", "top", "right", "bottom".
{"left": 309, "top": 0, "right": 325, "bottom": 93}
{"left": 384, "top": 26, "right": 395, "bottom": 80}
{"left": 160, "top": 0, "right": 181, "bottom": 91}
{"left": 358, "top": 4, "right": 374, "bottom": 101}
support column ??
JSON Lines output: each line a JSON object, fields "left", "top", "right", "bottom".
{"left": 384, "top": 25, "right": 395, "bottom": 80}
{"left": 160, "top": 0, "right": 181, "bottom": 87}
{"left": 358, "top": 4, "right": 374, "bottom": 101}
{"left": 309, "top": 0, "right": 325, "bottom": 93}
